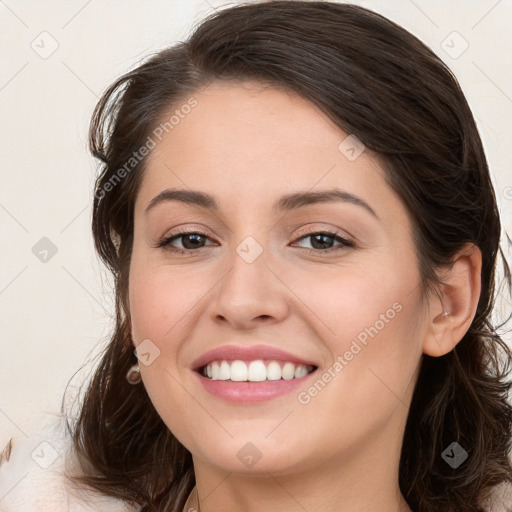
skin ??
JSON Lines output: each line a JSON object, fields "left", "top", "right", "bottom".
{"left": 128, "top": 80, "right": 482, "bottom": 512}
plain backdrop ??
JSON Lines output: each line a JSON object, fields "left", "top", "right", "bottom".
{"left": 1, "top": 0, "right": 511, "bottom": 448}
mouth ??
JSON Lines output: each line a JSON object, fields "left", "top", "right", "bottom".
{"left": 197, "top": 359, "right": 318, "bottom": 382}
{"left": 190, "top": 344, "right": 320, "bottom": 402}
{"left": 193, "top": 360, "right": 319, "bottom": 403}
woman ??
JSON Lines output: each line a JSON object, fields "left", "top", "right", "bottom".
{"left": 1, "top": 1, "right": 511, "bottom": 511}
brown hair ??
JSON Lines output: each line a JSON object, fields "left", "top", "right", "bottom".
{"left": 63, "top": 1, "right": 512, "bottom": 511}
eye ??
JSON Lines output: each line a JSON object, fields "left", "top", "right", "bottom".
{"left": 155, "top": 230, "right": 215, "bottom": 255}
{"left": 291, "top": 229, "right": 355, "bottom": 254}
{"left": 154, "top": 228, "right": 355, "bottom": 256}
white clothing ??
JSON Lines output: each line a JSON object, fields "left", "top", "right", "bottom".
{"left": 0, "top": 413, "right": 141, "bottom": 512}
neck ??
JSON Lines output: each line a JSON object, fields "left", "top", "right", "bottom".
{"left": 184, "top": 420, "right": 412, "bottom": 512}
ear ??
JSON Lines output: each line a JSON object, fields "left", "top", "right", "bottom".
{"left": 124, "top": 295, "right": 136, "bottom": 349}
{"left": 423, "top": 243, "right": 482, "bottom": 357}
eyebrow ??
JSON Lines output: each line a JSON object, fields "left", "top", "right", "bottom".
{"left": 145, "top": 187, "right": 378, "bottom": 219}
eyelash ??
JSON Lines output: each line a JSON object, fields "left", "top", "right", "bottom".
{"left": 155, "top": 228, "right": 355, "bottom": 256}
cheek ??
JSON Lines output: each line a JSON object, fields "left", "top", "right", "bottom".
{"left": 288, "top": 255, "right": 420, "bottom": 347}
{"left": 289, "top": 273, "right": 423, "bottom": 452}
{"left": 289, "top": 254, "right": 424, "bottom": 401}
{"left": 128, "top": 257, "right": 201, "bottom": 342}
{"left": 127, "top": 256, "right": 203, "bottom": 444}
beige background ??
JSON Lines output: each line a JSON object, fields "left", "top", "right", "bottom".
{"left": 0, "top": 0, "right": 511, "bottom": 448}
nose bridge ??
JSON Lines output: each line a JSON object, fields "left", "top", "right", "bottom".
{"left": 224, "top": 232, "right": 274, "bottom": 300}
{"left": 211, "top": 232, "right": 289, "bottom": 327}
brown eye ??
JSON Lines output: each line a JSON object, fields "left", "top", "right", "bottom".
{"left": 292, "top": 230, "right": 354, "bottom": 254}
{"left": 156, "top": 231, "right": 216, "bottom": 254}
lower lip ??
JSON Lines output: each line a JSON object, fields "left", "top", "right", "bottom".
{"left": 193, "top": 369, "right": 318, "bottom": 404}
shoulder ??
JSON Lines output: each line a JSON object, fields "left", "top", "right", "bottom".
{"left": 480, "top": 479, "right": 512, "bottom": 512}
{"left": 0, "top": 412, "right": 141, "bottom": 512}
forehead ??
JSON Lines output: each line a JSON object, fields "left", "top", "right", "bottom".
{"left": 135, "top": 80, "right": 395, "bottom": 219}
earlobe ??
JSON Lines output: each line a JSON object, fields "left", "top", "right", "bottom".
{"left": 423, "top": 243, "right": 482, "bottom": 357}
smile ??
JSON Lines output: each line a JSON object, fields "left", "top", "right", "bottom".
{"left": 200, "top": 359, "right": 316, "bottom": 381}
{"left": 194, "top": 360, "right": 319, "bottom": 404}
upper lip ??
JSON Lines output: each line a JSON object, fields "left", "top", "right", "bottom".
{"left": 191, "top": 344, "right": 319, "bottom": 371}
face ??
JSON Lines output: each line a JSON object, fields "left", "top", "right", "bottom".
{"left": 128, "top": 80, "right": 426, "bottom": 476}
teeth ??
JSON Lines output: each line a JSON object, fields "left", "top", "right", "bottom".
{"left": 202, "top": 359, "right": 314, "bottom": 381}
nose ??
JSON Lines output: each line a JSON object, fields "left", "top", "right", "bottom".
{"left": 209, "top": 241, "right": 290, "bottom": 330}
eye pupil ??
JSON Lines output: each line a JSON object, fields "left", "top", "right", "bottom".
{"left": 182, "top": 234, "right": 205, "bottom": 249}
{"left": 311, "top": 234, "right": 335, "bottom": 250}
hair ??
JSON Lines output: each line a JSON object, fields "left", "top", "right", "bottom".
{"left": 62, "top": 1, "right": 512, "bottom": 511}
